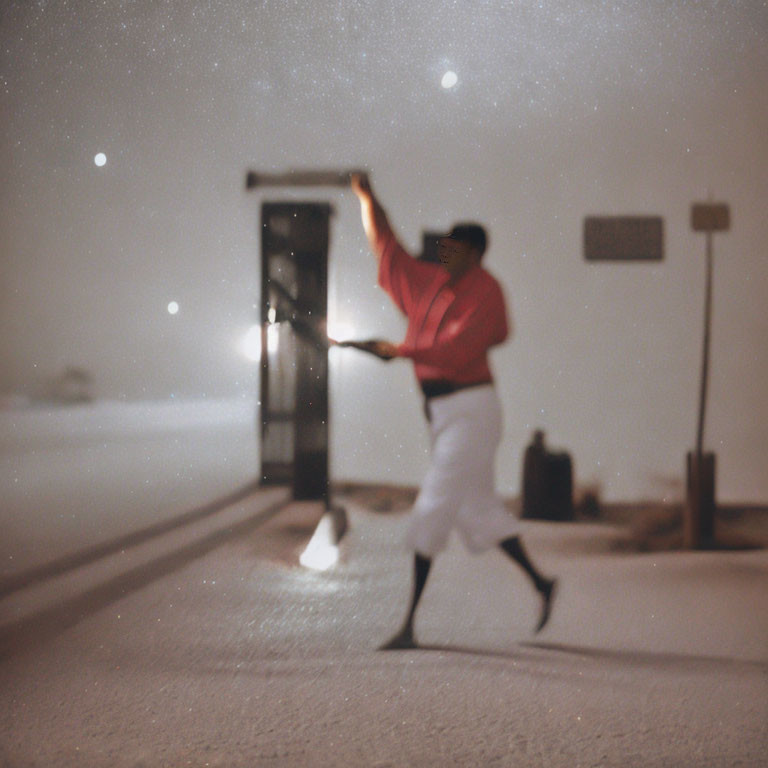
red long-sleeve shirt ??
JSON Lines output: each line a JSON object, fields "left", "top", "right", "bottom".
{"left": 376, "top": 230, "right": 511, "bottom": 385}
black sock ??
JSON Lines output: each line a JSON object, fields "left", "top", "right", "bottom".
{"left": 403, "top": 553, "right": 431, "bottom": 630}
{"left": 500, "top": 536, "right": 547, "bottom": 591}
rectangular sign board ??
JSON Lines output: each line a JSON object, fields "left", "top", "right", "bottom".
{"left": 691, "top": 203, "right": 730, "bottom": 232}
{"left": 420, "top": 231, "right": 443, "bottom": 264}
{"left": 584, "top": 216, "right": 664, "bottom": 262}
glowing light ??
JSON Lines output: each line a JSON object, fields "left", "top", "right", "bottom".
{"left": 327, "top": 319, "right": 355, "bottom": 342}
{"left": 267, "top": 306, "right": 277, "bottom": 324}
{"left": 94, "top": 152, "right": 107, "bottom": 166}
{"left": 267, "top": 322, "right": 280, "bottom": 354}
{"left": 299, "top": 514, "right": 340, "bottom": 571}
{"left": 242, "top": 324, "right": 261, "bottom": 361}
{"left": 441, "top": 70, "right": 458, "bottom": 89}
{"left": 167, "top": 301, "right": 179, "bottom": 315}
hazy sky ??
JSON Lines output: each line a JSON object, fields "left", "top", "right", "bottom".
{"left": 1, "top": 1, "right": 767, "bottom": 501}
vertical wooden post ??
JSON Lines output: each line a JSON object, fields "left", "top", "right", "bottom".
{"left": 695, "top": 231, "right": 713, "bottom": 459}
{"left": 686, "top": 201, "right": 729, "bottom": 549}
{"left": 685, "top": 451, "right": 716, "bottom": 549}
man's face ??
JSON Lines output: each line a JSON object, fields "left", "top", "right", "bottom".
{"left": 437, "top": 237, "right": 478, "bottom": 278}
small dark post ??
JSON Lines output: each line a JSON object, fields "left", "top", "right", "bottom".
{"left": 686, "top": 201, "right": 730, "bottom": 548}
{"left": 685, "top": 451, "right": 716, "bottom": 547}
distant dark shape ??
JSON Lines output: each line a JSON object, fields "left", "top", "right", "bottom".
{"left": 577, "top": 488, "right": 602, "bottom": 519}
{"left": 46, "top": 366, "right": 94, "bottom": 404}
{"left": 584, "top": 216, "right": 664, "bottom": 261}
{"left": 522, "top": 430, "right": 574, "bottom": 522}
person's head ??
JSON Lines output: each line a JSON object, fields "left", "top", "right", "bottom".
{"left": 437, "top": 223, "right": 488, "bottom": 280}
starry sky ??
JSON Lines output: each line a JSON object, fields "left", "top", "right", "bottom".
{"left": 1, "top": 0, "right": 767, "bottom": 501}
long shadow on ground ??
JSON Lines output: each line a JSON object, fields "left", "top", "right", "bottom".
{"left": 0, "top": 480, "right": 264, "bottom": 598}
{"left": 0, "top": 491, "right": 289, "bottom": 660}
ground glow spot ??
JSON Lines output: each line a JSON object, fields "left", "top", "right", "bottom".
{"left": 299, "top": 514, "right": 340, "bottom": 571}
{"left": 167, "top": 301, "right": 179, "bottom": 315}
{"left": 94, "top": 152, "right": 107, "bottom": 167}
{"left": 441, "top": 70, "right": 458, "bottom": 89}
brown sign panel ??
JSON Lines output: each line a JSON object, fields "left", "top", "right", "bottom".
{"left": 584, "top": 216, "right": 663, "bottom": 262}
{"left": 691, "top": 203, "right": 730, "bottom": 232}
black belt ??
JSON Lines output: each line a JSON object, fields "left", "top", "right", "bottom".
{"left": 420, "top": 379, "right": 493, "bottom": 399}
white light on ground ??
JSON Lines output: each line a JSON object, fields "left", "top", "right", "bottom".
{"left": 94, "top": 152, "right": 107, "bottom": 166}
{"left": 441, "top": 70, "right": 458, "bottom": 89}
{"left": 242, "top": 324, "right": 261, "bottom": 361}
{"left": 167, "top": 301, "right": 179, "bottom": 315}
{"left": 299, "top": 514, "right": 340, "bottom": 571}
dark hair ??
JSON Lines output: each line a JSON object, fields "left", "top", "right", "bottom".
{"left": 448, "top": 222, "right": 488, "bottom": 257}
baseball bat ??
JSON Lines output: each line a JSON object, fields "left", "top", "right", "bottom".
{"left": 245, "top": 169, "right": 368, "bottom": 190}
{"left": 336, "top": 340, "right": 393, "bottom": 360}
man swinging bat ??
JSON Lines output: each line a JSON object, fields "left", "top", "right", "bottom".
{"left": 346, "top": 173, "right": 558, "bottom": 650}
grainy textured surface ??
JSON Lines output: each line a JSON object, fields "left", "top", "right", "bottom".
{"left": 1, "top": 496, "right": 766, "bottom": 767}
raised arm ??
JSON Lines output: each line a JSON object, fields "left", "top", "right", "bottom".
{"left": 350, "top": 172, "right": 437, "bottom": 318}
{"left": 350, "top": 173, "right": 392, "bottom": 261}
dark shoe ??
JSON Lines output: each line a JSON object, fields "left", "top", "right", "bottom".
{"left": 535, "top": 578, "right": 558, "bottom": 633}
{"left": 379, "top": 628, "right": 417, "bottom": 650}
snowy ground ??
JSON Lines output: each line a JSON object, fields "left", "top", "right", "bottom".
{"left": 1, "top": 401, "right": 766, "bottom": 766}
{"left": 0, "top": 399, "right": 259, "bottom": 577}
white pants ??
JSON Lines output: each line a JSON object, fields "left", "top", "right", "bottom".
{"left": 407, "top": 385, "right": 519, "bottom": 557}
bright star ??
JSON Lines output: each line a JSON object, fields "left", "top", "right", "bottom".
{"left": 441, "top": 70, "right": 458, "bottom": 89}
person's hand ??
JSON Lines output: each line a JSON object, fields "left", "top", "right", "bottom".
{"left": 369, "top": 340, "right": 398, "bottom": 360}
{"left": 337, "top": 339, "right": 398, "bottom": 360}
{"left": 349, "top": 172, "right": 371, "bottom": 199}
